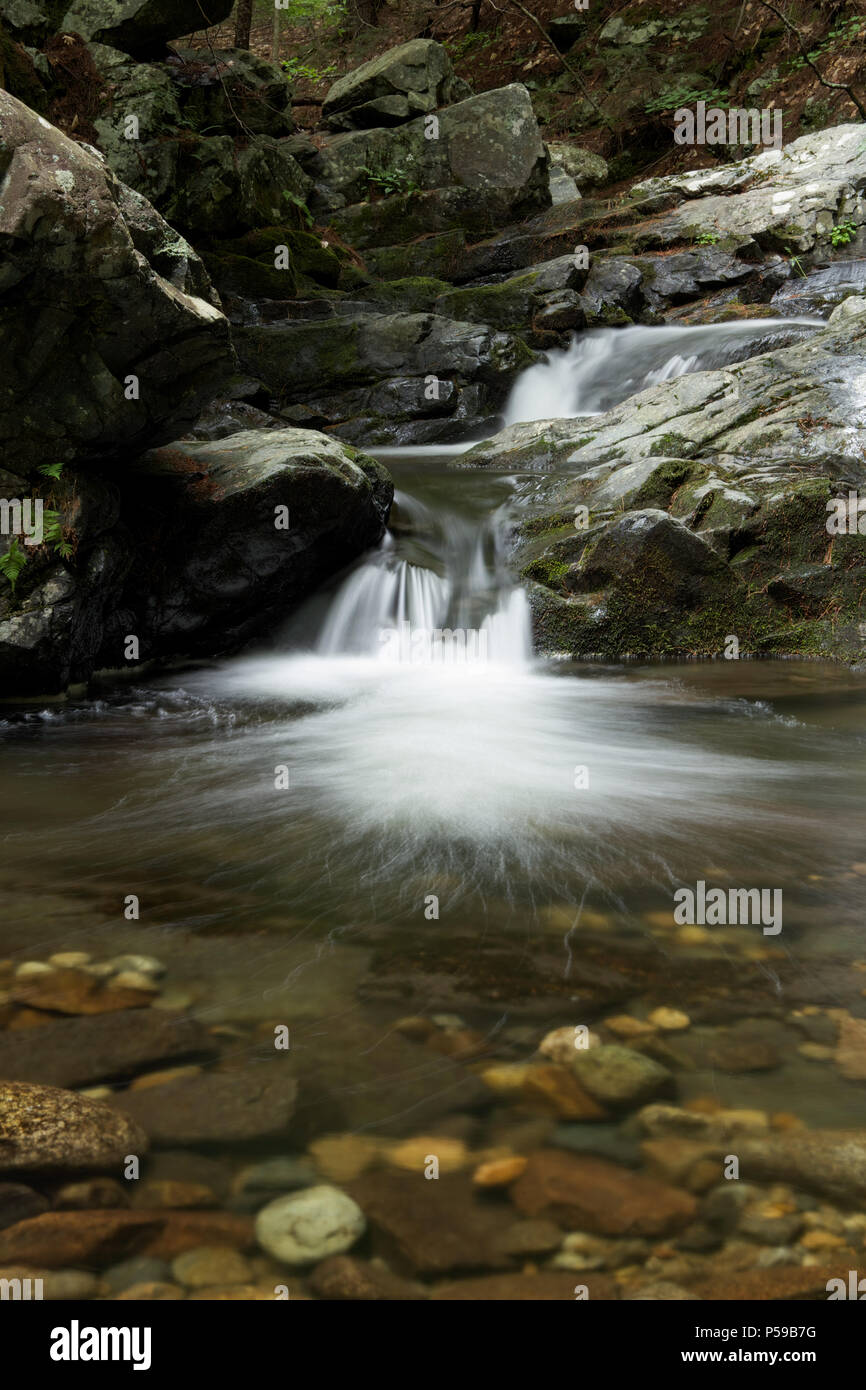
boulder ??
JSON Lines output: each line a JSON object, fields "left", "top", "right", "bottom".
{"left": 114, "top": 429, "right": 392, "bottom": 663}
{"left": 58, "top": 1, "right": 234, "bottom": 57}
{"left": 0, "top": 427, "right": 392, "bottom": 694}
{"left": 0, "top": 91, "right": 233, "bottom": 478}
{"left": 547, "top": 143, "right": 608, "bottom": 190}
{"left": 465, "top": 308, "right": 866, "bottom": 660}
{"left": 0, "top": 1082, "right": 148, "bottom": 1174}
{"left": 322, "top": 39, "right": 471, "bottom": 131}
{"left": 311, "top": 84, "right": 548, "bottom": 217}
{"left": 629, "top": 125, "right": 866, "bottom": 255}
{"left": 234, "top": 313, "right": 535, "bottom": 445}
{"left": 85, "top": 44, "right": 307, "bottom": 239}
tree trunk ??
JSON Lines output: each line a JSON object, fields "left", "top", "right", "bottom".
{"left": 234, "top": 0, "right": 254, "bottom": 49}
{"left": 272, "top": 5, "right": 281, "bottom": 59}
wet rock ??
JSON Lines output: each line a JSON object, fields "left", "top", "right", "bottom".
{"left": 130, "top": 1180, "right": 218, "bottom": 1210}
{"left": 473, "top": 1156, "right": 528, "bottom": 1188}
{"left": 123, "top": 431, "right": 392, "bottom": 666}
{"left": 9, "top": 969, "right": 154, "bottom": 1015}
{"left": 0, "top": 1211, "right": 164, "bottom": 1267}
{"left": 52, "top": 1178, "right": 129, "bottom": 1210}
{"left": 0, "top": 1082, "right": 148, "bottom": 1175}
{"left": 736, "top": 1131, "right": 866, "bottom": 1205}
{"left": 384, "top": 1136, "right": 468, "bottom": 1173}
{"left": 307, "top": 1135, "right": 381, "bottom": 1184}
{"left": 493, "top": 1218, "right": 562, "bottom": 1257}
{"left": 692, "top": 1265, "right": 848, "bottom": 1300}
{"left": 231, "top": 1157, "right": 319, "bottom": 1205}
{"left": 0, "top": 1010, "right": 215, "bottom": 1089}
{"left": 0, "top": 1182, "right": 49, "bottom": 1230}
{"left": 522, "top": 1065, "right": 609, "bottom": 1120}
{"left": 114, "top": 1281, "right": 186, "bottom": 1299}
{"left": 623, "top": 1281, "right": 699, "bottom": 1300}
{"left": 255, "top": 1186, "right": 365, "bottom": 1266}
{"left": 110, "top": 1065, "right": 298, "bottom": 1147}
{"left": 834, "top": 1014, "right": 866, "bottom": 1080}
{"left": 0, "top": 91, "right": 231, "bottom": 482}
{"left": 571, "top": 1044, "right": 674, "bottom": 1109}
{"left": 346, "top": 1172, "right": 512, "bottom": 1276}
{"left": 550, "top": 1122, "right": 642, "bottom": 1167}
{"left": 308, "top": 1254, "right": 427, "bottom": 1300}
{"left": 322, "top": 39, "right": 470, "bottom": 132}
{"left": 103, "top": 1255, "right": 172, "bottom": 1294}
{"left": 510, "top": 1150, "right": 697, "bottom": 1236}
{"left": 171, "top": 1245, "right": 253, "bottom": 1289}
{"left": 431, "top": 1271, "right": 617, "bottom": 1300}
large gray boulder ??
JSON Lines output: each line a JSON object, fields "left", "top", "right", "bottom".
{"left": 58, "top": 0, "right": 234, "bottom": 55}
{"left": 322, "top": 38, "right": 471, "bottom": 132}
{"left": 629, "top": 125, "right": 866, "bottom": 254}
{"left": 0, "top": 429, "right": 393, "bottom": 694}
{"left": 86, "top": 43, "right": 308, "bottom": 239}
{"left": 0, "top": 90, "right": 233, "bottom": 477}
{"left": 464, "top": 306, "right": 866, "bottom": 661}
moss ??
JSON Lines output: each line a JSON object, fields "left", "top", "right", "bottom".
{"left": 216, "top": 227, "right": 342, "bottom": 288}
{"left": 632, "top": 457, "right": 695, "bottom": 509}
{"left": 201, "top": 249, "right": 298, "bottom": 300}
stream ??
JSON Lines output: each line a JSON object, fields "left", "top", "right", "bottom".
{"left": 2, "top": 318, "right": 865, "bottom": 1142}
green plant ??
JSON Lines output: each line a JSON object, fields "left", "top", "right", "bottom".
{"left": 282, "top": 190, "right": 313, "bottom": 227}
{"left": 695, "top": 229, "right": 721, "bottom": 246}
{"left": 38, "top": 461, "right": 64, "bottom": 480}
{"left": 280, "top": 57, "right": 338, "bottom": 83}
{"left": 644, "top": 84, "right": 729, "bottom": 116}
{"left": 42, "top": 509, "right": 74, "bottom": 560}
{"left": 0, "top": 537, "right": 28, "bottom": 591}
{"left": 784, "top": 246, "right": 807, "bottom": 277}
{"left": 361, "top": 157, "right": 422, "bottom": 199}
{"left": 830, "top": 220, "right": 859, "bottom": 247}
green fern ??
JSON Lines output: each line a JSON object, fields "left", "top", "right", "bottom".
{"left": 0, "top": 538, "right": 28, "bottom": 591}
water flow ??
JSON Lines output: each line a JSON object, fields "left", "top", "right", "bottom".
{"left": 503, "top": 320, "right": 822, "bottom": 424}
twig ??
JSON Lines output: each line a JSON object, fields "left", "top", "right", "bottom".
{"left": 757, "top": 0, "right": 866, "bottom": 121}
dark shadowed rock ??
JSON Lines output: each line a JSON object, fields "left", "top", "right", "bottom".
{"left": 0, "top": 91, "right": 233, "bottom": 478}
{"left": 346, "top": 1172, "right": 514, "bottom": 1276}
{"left": 0, "top": 1010, "right": 216, "bottom": 1090}
{"left": 110, "top": 1065, "right": 298, "bottom": 1146}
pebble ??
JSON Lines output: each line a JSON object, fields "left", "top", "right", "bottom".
{"left": 111, "top": 971, "right": 160, "bottom": 993}
{"left": 149, "top": 989, "right": 195, "bottom": 1012}
{"left": 13, "top": 961, "right": 55, "bottom": 979}
{"left": 231, "top": 1157, "right": 319, "bottom": 1199}
{"left": 103, "top": 1256, "right": 172, "bottom": 1294}
{"left": 538, "top": 1025, "right": 601, "bottom": 1063}
{"left": 604, "top": 1015, "right": 655, "bottom": 1039}
{"left": 255, "top": 1186, "right": 366, "bottom": 1265}
{"left": 114, "top": 1282, "right": 185, "bottom": 1300}
{"left": 385, "top": 1136, "right": 468, "bottom": 1173}
{"left": 799, "top": 1229, "right": 846, "bottom": 1249}
{"left": 572, "top": 1044, "right": 673, "bottom": 1108}
{"left": 480, "top": 1063, "right": 531, "bottom": 1095}
{"left": 648, "top": 1008, "right": 690, "bottom": 1031}
{"left": 798, "top": 1042, "right": 833, "bottom": 1061}
{"left": 0, "top": 1182, "right": 49, "bottom": 1230}
{"left": 109, "top": 955, "right": 166, "bottom": 979}
{"left": 48, "top": 952, "right": 91, "bottom": 969}
{"left": 522, "top": 1064, "right": 608, "bottom": 1120}
{"left": 473, "top": 1156, "right": 527, "bottom": 1188}
{"left": 131, "top": 1180, "right": 218, "bottom": 1210}
{"left": 171, "top": 1245, "right": 253, "bottom": 1288}
{"left": 52, "top": 1178, "right": 129, "bottom": 1210}
{"left": 308, "top": 1134, "right": 380, "bottom": 1183}
{"left": 129, "top": 1066, "right": 202, "bottom": 1092}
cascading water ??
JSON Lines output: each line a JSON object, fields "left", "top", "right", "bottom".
{"left": 503, "top": 319, "right": 822, "bottom": 424}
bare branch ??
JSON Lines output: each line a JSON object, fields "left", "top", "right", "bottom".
{"left": 757, "top": 0, "right": 866, "bottom": 121}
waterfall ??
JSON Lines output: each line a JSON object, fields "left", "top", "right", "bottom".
{"left": 503, "top": 319, "right": 823, "bottom": 424}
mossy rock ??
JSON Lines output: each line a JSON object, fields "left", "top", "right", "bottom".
{"left": 202, "top": 249, "right": 298, "bottom": 300}
{"left": 213, "top": 227, "right": 341, "bottom": 290}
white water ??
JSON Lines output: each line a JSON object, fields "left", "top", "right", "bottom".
{"left": 97, "top": 318, "right": 852, "bottom": 908}
{"left": 503, "top": 319, "right": 823, "bottom": 424}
